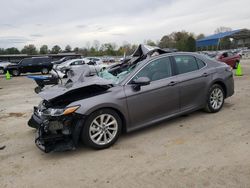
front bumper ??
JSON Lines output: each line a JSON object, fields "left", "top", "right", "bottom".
{"left": 35, "top": 127, "right": 75, "bottom": 153}
{"left": 28, "top": 107, "right": 85, "bottom": 153}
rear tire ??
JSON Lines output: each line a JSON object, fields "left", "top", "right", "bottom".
{"left": 234, "top": 61, "right": 239, "bottom": 69}
{"left": 204, "top": 84, "right": 225, "bottom": 113}
{"left": 41, "top": 68, "right": 49, "bottom": 74}
{"left": 34, "top": 86, "right": 42, "bottom": 94}
{"left": 81, "top": 109, "right": 122, "bottom": 149}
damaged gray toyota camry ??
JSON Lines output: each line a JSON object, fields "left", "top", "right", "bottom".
{"left": 28, "top": 45, "right": 234, "bottom": 153}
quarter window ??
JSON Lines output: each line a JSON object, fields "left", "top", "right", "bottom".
{"left": 173, "top": 55, "right": 199, "bottom": 74}
{"left": 133, "top": 57, "right": 172, "bottom": 82}
{"left": 196, "top": 58, "right": 206, "bottom": 69}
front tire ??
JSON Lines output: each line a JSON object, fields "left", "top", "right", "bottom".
{"left": 81, "top": 109, "right": 122, "bottom": 149}
{"left": 204, "top": 84, "right": 225, "bottom": 113}
{"left": 11, "top": 69, "right": 20, "bottom": 76}
{"left": 0, "top": 68, "right": 4, "bottom": 74}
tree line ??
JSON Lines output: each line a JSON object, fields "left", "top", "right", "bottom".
{"left": 0, "top": 27, "right": 232, "bottom": 56}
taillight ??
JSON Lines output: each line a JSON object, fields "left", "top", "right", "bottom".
{"left": 225, "top": 66, "right": 233, "bottom": 72}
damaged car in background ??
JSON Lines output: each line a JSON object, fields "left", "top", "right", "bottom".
{"left": 51, "top": 58, "right": 111, "bottom": 79}
{"left": 28, "top": 44, "right": 234, "bottom": 153}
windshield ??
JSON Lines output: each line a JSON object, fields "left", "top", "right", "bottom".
{"left": 98, "top": 63, "right": 137, "bottom": 84}
{"left": 60, "top": 57, "right": 66, "bottom": 61}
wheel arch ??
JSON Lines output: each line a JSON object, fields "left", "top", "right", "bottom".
{"left": 210, "top": 79, "right": 227, "bottom": 97}
{"left": 82, "top": 106, "right": 128, "bottom": 133}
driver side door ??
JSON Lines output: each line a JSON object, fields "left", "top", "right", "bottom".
{"left": 19, "top": 59, "right": 33, "bottom": 73}
{"left": 124, "top": 56, "right": 180, "bottom": 131}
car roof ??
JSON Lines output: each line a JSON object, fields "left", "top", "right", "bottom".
{"left": 60, "top": 58, "right": 85, "bottom": 65}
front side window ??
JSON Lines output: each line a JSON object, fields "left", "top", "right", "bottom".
{"left": 20, "top": 59, "right": 32, "bottom": 65}
{"left": 173, "top": 55, "right": 199, "bottom": 74}
{"left": 133, "top": 57, "right": 172, "bottom": 82}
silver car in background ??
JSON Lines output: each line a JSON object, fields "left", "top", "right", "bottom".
{"left": 51, "top": 58, "right": 109, "bottom": 78}
{"left": 28, "top": 45, "right": 234, "bottom": 153}
{"left": 0, "top": 61, "right": 12, "bottom": 74}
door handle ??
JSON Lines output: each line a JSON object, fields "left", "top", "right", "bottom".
{"left": 168, "top": 81, "right": 178, "bottom": 86}
{"left": 202, "top": 73, "right": 208, "bottom": 77}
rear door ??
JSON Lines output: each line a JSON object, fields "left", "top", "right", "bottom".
{"left": 124, "top": 56, "right": 180, "bottom": 130}
{"left": 172, "top": 55, "right": 211, "bottom": 111}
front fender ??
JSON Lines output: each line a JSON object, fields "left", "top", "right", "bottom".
{"left": 68, "top": 88, "right": 129, "bottom": 125}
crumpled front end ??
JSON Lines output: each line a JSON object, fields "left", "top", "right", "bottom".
{"left": 28, "top": 103, "right": 85, "bottom": 153}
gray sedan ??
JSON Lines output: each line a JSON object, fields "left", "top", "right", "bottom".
{"left": 28, "top": 51, "right": 234, "bottom": 152}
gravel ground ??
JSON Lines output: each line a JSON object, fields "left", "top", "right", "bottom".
{"left": 0, "top": 60, "right": 250, "bottom": 188}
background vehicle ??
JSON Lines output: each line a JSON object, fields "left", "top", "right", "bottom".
{"left": 52, "top": 58, "right": 89, "bottom": 78}
{"left": 28, "top": 46, "right": 234, "bottom": 152}
{"left": 216, "top": 51, "right": 241, "bottom": 69}
{"left": 5, "top": 57, "right": 52, "bottom": 76}
{"left": 86, "top": 57, "right": 103, "bottom": 65}
{"left": 102, "top": 57, "right": 115, "bottom": 63}
{"left": 52, "top": 58, "right": 110, "bottom": 78}
{"left": 51, "top": 56, "right": 80, "bottom": 65}
{"left": 0, "top": 61, "right": 12, "bottom": 74}
{"left": 238, "top": 49, "right": 250, "bottom": 58}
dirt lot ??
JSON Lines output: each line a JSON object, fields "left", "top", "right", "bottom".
{"left": 0, "top": 60, "right": 250, "bottom": 188}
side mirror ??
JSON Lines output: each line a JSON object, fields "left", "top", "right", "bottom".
{"left": 131, "top": 77, "right": 150, "bottom": 90}
{"left": 132, "top": 77, "right": 150, "bottom": 86}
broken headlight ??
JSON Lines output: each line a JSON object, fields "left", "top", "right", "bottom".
{"left": 42, "top": 105, "right": 80, "bottom": 117}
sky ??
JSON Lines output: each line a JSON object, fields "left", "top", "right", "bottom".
{"left": 0, "top": 0, "right": 249, "bottom": 49}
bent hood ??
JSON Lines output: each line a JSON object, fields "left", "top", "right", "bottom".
{"left": 39, "top": 76, "right": 113, "bottom": 101}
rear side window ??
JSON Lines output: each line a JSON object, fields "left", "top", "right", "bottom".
{"left": 43, "top": 58, "right": 50, "bottom": 63}
{"left": 173, "top": 55, "right": 199, "bottom": 74}
{"left": 196, "top": 58, "right": 206, "bottom": 69}
{"left": 33, "top": 58, "right": 50, "bottom": 64}
{"left": 33, "top": 58, "right": 42, "bottom": 64}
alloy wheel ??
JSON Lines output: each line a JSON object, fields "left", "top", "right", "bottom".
{"left": 89, "top": 114, "right": 118, "bottom": 145}
{"left": 210, "top": 88, "right": 224, "bottom": 110}
{"left": 12, "top": 70, "right": 19, "bottom": 76}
